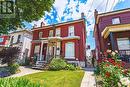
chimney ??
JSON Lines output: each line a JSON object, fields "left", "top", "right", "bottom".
{"left": 94, "top": 9, "right": 98, "bottom": 19}
{"left": 41, "top": 22, "right": 45, "bottom": 27}
{"left": 33, "top": 24, "right": 37, "bottom": 28}
{"left": 81, "top": 12, "right": 85, "bottom": 19}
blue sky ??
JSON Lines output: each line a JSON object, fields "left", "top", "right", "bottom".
{"left": 24, "top": 0, "right": 130, "bottom": 50}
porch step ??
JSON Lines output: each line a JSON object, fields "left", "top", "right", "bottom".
{"left": 32, "top": 61, "right": 47, "bottom": 70}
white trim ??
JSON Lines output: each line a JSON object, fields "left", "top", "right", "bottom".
{"left": 65, "top": 57, "right": 75, "bottom": 59}
{"left": 62, "top": 36, "right": 80, "bottom": 40}
{"left": 65, "top": 42, "right": 75, "bottom": 59}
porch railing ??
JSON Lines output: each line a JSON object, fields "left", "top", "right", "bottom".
{"left": 119, "top": 50, "right": 130, "bottom": 63}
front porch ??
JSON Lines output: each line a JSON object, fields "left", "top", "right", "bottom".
{"left": 102, "top": 24, "right": 130, "bottom": 65}
{"left": 31, "top": 37, "right": 62, "bottom": 69}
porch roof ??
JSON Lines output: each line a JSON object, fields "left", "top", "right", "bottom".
{"left": 102, "top": 24, "right": 130, "bottom": 39}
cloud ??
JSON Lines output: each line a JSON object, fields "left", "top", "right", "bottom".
{"left": 30, "top": 0, "right": 125, "bottom": 33}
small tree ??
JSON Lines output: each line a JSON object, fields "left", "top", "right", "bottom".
{"left": 0, "top": 47, "right": 20, "bottom": 66}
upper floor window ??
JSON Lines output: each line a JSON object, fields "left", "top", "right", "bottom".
{"left": 39, "top": 32, "right": 43, "bottom": 38}
{"left": 0, "top": 37, "right": 3, "bottom": 43}
{"left": 17, "top": 35, "right": 21, "bottom": 43}
{"left": 68, "top": 26, "right": 74, "bottom": 36}
{"left": 112, "top": 18, "right": 120, "bottom": 24}
{"left": 56, "top": 28, "right": 60, "bottom": 37}
{"left": 49, "top": 30, "right": 53, "bottom": 37}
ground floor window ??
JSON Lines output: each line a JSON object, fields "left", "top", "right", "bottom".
{"left": 65, "top": 42, "right": 75, "bottom": 59}
{"left": 117, "top": 38, "right": 130, "bottom": 50}
{"left": 34, "top": 45, "right": 40, "bottom": 54}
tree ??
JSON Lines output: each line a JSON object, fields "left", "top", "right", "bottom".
{"left": 0, "top": 47, "right": 20, "bottom": 66}
{"left": 0, "top": 0, "right": 55, "bottom": 34}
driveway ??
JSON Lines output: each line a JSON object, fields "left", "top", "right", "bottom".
{"left": 9, "top": 66, "right": 43, "bottom": 77}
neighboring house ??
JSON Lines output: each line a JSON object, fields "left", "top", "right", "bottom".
{"left": 30, "top": 18, "right": 87, "bottom": 67}
{"left": 0, "top": 35, "right": 10, "bottom": 51}
{"left": 86, "top": 45, "right": 92, "bottom": 67}
{"left": 94, "top": 8, "right": 130, "bottom": 63}
{"left": 9, "top": 29, "right": 32, "bottom": 63}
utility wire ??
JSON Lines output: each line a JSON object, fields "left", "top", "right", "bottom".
{"left": 109, "top": 0, "right": 115, "bottom": 11}
{"left": 87, "top": 0, "right": 105, "bottom": 19}
{"left": 105, "top": 0, "right": 109, "bottom": 12}
{"left": 86, "top": 0, "right": 95, "bottom": 18}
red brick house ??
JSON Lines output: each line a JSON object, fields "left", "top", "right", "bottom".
{"left": 0, "top": 35, "right": 10, "bottom": 51}
{"left": 30, "top": 18, "right": 86, "bottom": 67}
{"left": 94, "top": 8, "right": 130, "bottom": 63}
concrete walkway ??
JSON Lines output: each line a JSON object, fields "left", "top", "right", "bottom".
{"left": 9, "top": 66, "right": 43, "bottom": 77}
{"left": 80, "top": 68, "right": 96, "bottom": 87}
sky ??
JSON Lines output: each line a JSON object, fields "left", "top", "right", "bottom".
{"left": 24, "top": 0, "right": 130, "bottom": 50}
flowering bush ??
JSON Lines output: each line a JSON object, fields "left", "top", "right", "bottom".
{"left": 98, "top": 50, "right": 130, "bottom": 87}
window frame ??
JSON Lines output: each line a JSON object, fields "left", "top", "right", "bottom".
{"left": 39, "top": 32, "right": 43, "bottom": 39}
{"left": 49, "top": 30, "right": 54, "bottom": 37}
{"left": 68, "top": 26, "right": 74, "bottom": 36}
{"left": 112, "top": 17, "right": 120, "bottom": 24}
{"left": 55, "top": 28, "right": 61, "bottom": 37}
{"left": 65, "top": 42, "right": 75, "bottom": 59}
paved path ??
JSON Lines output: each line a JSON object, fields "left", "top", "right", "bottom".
{"left": 9, "top": 66, "right": 43, "bottom": 77}
{"left": 80, "top": 68, "right": 96, "bottom": 87}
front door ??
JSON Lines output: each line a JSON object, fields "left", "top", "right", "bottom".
{"left": 42, "top": 43, "right": 47, "bottom": 61}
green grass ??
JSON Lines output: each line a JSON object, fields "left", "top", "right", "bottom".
{"left": 22, "top": 70, "right": 84, "bottom": 87}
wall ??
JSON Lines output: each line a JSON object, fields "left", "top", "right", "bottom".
{"left": 96, "top": 11, "right": 130, "bottom": 52}
{"left": 31, "top": 19, "right": 86, "bottom": 61}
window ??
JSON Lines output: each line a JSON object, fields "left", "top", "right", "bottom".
{"left": 117, "top": 38, "right": 130, "bottom": 50}
{"left": 0, "top": 38, "right": 3, "bottom": 43}
{"left": 65, "top": 42, "right": 75, "bottom": 59}
{"left": 39, "top": 32, "right": 43, "bottom": 38}
{"left": 17, "top": 35, "right": 21, "bottom": 43}
{"left": 34, "top": 45, "right": 40, "bottom": 54}
{"left": 56, "top": 42, "right": 61, "bottom": 55}
{"left": 49, "top": 30, "right": 53, "bottom": 37}
{"left": 68, "top": 26, "right": 74, "bottom": 36}
{"left": 112, "top": 18, "right": 120, "bottom": 24}
{"left": 56, "top": 28, "right": 60, "bottom": 37}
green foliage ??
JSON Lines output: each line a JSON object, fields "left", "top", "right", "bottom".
{"left": 0, "top": 78, "right": 40, "bottom": 87}
{"left": 49, "top": 58, "right": 67, "bottom": 70}
{"left": 9, "top": 63, "right": 19, "bottom": 74}
{"left": 98, "top": 50, "right": 130, "bottom": 87}
{"left": 65, "top": 64, "right": 76, "bottom": 71}
{"left": 0, "top": 47, "right": 20, "bottom": 66}
{"left": 94, "top": 65, "right": 100, "bottom": 75}
{"left": 23, "top": 71, "right": 84, "bottom": 87}
{"left": 0, "top": 0, "right": 55, "bottom": 34}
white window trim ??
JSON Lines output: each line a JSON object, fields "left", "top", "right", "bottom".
{"left": 112, "top": 18, "right": 120, "bottom": 24}
{"left": 49, "top": 30, "right": 53, "bottom": 37}
{"left": 68, "top": 26, "right": 74, "bottom": 36}
{"left": 39, "top": 32, "right": 43, "bottom": 38}
{"left": 56, "top": 28, "right": 61, "bottom": 37}
{"left": 65, "top": 42, "right": 75, "bottom": 59}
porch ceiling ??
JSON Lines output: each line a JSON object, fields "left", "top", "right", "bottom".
{"left": 102, "top": 24, "right": 130, "bottom": 39}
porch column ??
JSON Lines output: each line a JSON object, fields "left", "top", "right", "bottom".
{"left": 110, "top": 32, "right": 115, "bottom": 51}
{"left": 40, "top": 41, "right": 44, "bottom": 61}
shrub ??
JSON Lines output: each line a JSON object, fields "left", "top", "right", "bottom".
{"left": 49, "top": 58, "right": 67, "bottom": 70}
{"left": 94, "top": 65, "right": 100, "bottom": 75}
{"left": 0, "top": 78, "right": 40, "bottom": 87}
{"left": 65, "top": 64, "right": 76, "bottom": 70}
{"left": 0, "top": 47, "right": 20, "bottom": 66}
{"left": 98, "top": 50, "right": 130, "bottom": 87}
{"left": 9, "top": 63, "right": 20, "bottom": 74}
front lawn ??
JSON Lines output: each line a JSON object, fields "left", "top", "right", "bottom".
{"left": 22, "top": 70, "right": 84, "bottom": 87}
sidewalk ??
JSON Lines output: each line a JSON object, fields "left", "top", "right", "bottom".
{"left": 9, "top": 66, "right": 42, "bottom": 77}
{"left": 80, "top": 68, "right": 96, "bottom": 87}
